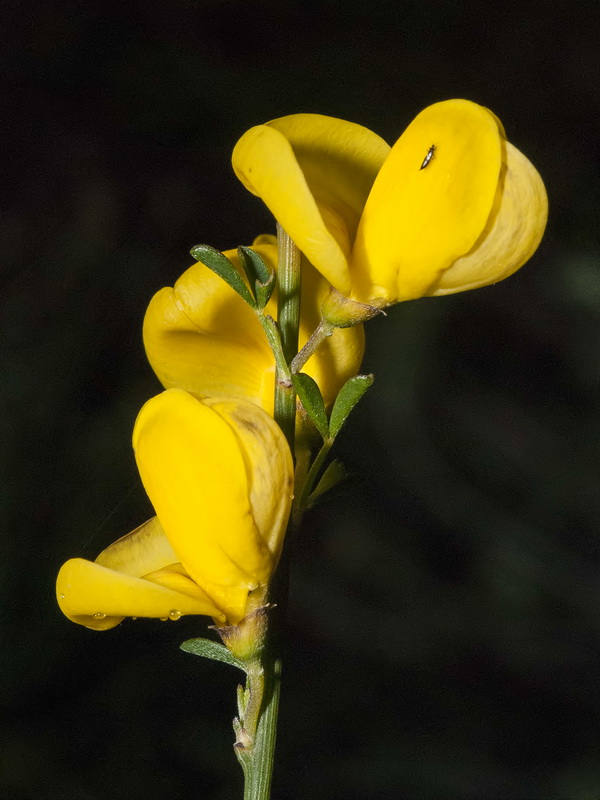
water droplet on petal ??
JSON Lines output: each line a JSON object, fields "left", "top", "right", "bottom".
{"left": 93, "top": 613, "right": 106, "bottom": 620}
{"left": 59, "top": 594, "right": 65, "bottom": 599}
{"left": 159, "top": 617, "right": 168, "bottom": 622}
{"left": 168, "top": 610, "right": 181, "bottom": 621}
{"left": 132, "top": 617, "right": 138, "bottom": 621}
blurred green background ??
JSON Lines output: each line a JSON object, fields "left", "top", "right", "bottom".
{"left": 2, "top": 1, "right": 599, "bottom": 798}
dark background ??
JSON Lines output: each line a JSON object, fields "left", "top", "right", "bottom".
{"left": 2, "top": 1, "right": 599, "bottom": 798}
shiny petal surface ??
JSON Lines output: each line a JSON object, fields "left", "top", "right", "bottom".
{"left": 132, "top": 389, "right": 293, "bottom": 623}
{"left": 143, "top": 237, "right": 364, "bottom": 413}
{"left": 232, "top": 115, "right": 390, "bottom": 294}
{"left": 204, "top": 397, "right": 294, "bottom": 557}
{"left": 95, "top": 516, "right": 178, "bottom": 575}
{"left": 143, "top": 241, "right": 275, "bottom": 409}
{"left": 56, "top": 557, "right": 223, "bottom": 631}
{"left": 429, "top": 140, "right": 548, "bottom": 294}
{"left": 350, "top": 99, "right": 503, "bottom": 303}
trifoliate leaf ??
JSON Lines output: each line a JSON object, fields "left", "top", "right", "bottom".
{"left": 180, "top": 637, "right": 246, "bottom": 672}
{"left": 329, "top": 374, "right": 374, "bottom": 438}
{"left": 191, "top": 244, "right": 255, "bottom": 308}
{"left": 292, "top": 373, "right": 329, "bottom": 439}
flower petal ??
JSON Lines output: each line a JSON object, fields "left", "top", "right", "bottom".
{"left": 203, "top": 396, "right": 294, "bottom": 557}
{"left": 95, "top": 516, "right": 178, "bottom": 576}
{"left": 56, "top": 557, "right": 223, "bottom": 630}
{"left": 132, "top": 389, "right": 293, "bottom": 623}
{"left": 350, "top": 99, "right": 503, "bottom": 303}
{"left": 143, "top": 241, "right": 276, "bottom": 410}
{"left": 428, "top": 140, "right": 548, "bottom": 295}
{"left": 143, "top": 237, "right": 364, "bottom": 413}
{"left": 232, "top": 115, "right": 390, "bottom": 295}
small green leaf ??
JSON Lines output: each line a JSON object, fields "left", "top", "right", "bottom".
{"left": 238, "top": 246, "right": 276, "bottom": 309}
{"left": 238, "top": 246, "right": 271, "bottom": 284}
{"left": 292, "top": 373, "right": 329, "bottom": 439}
{"left": 329, "top": 374, "right": 374, "bottom": 438}
{"left": 255, "top": 276, "right": 276, "bottom": 309}
{"left": 191, "top": 244, "right": 255, "bottom": 308}
{"left": 309, "top": 459, "right": 348, "bottom": 506}
{"left": 180, "top": 637, "right": 246, "bottom": 672}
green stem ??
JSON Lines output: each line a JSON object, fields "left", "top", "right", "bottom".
{"left": 243, "top": 655, "right": 282, "bottom": 800}
{"left": 241, "top": 663, "right": 266, "bottom": 750}
{"left": 240, "top": 225, "right": 302, "bottom": 800}
{"left": 273, "top": 223, "right": 301, "bottom": 451}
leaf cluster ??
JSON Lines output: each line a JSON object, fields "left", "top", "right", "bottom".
{"left": 190, "top": 244, "right": 275, "bottom": 310}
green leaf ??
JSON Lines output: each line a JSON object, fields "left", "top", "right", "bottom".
{"left": 308, "top": 459, "right": 348, "bottom": 506}
{"left": 180, "top": 637, "right": 246, "bottom": 672}
{"left": 238, "top": 246, "right": 276, "bottom": 309}
{"left": 238, "top": 246, "right": 271, "bottom": 285}
{"left": 255, "top": 275, "right": 276, "bottom": 309}
{"left": 329, "top": 374, "right": 374, "bottom": 439}
{"left": 292, "top": 373, "right": 329, "bottom": 439}
{"left": 190, "top": 244, "right": 255, "bottom": 308}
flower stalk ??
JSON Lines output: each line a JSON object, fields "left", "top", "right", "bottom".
{"left": 290, "top": 317, "right": 334, "bottom": 375}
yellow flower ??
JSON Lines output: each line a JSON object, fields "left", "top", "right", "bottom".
{"left": 57, "top": 389, "right": 294, "bottom": 630}
{"left": 143, "top": 235, "right": 364, "bottom": 415}
{"left": 233, "top": 100, "right": 548, "bottom": 309}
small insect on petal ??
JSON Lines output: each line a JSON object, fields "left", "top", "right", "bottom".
{"left": 419, "top": 144, "right": 436, "bottom": 170}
